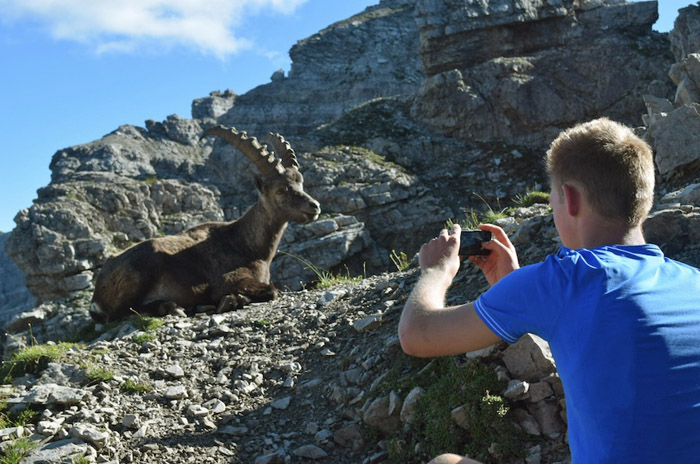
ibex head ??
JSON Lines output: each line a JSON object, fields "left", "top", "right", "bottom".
{"left": 202, "top": 125, "right": 321, "bottom": 224}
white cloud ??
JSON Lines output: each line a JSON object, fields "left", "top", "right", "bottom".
{"left": 0, "top": 0, "right": 309, "bottom": 58}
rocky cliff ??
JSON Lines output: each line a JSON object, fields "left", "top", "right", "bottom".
{"left": 3, "top": 0, "right": 677, "bottom": 308}
{"left": 0, "top": 2, "right": 699, "bottom": 463}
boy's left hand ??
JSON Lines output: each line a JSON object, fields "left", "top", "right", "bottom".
{"left": 419, "top": 224, "right": 462, "bottom": 282}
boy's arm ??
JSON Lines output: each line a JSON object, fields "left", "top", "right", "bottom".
{"left": 399, "top": 225, "right": 502, "bottom": 357}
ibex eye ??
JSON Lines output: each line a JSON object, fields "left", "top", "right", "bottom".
{"left": 276, "top": 187, "right": 287, "bottom": 195}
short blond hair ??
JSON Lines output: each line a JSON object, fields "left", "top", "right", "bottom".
{"left": 546, "top": 118, "right": 655, "bottom": 226}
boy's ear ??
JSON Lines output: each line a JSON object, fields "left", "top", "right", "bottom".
{"left": 562, "top": 183, "right": 581, "bottom": 216}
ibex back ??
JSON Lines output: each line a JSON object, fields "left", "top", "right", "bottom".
{"left": 90, "top": 125, "right": 321, "bottom": 322}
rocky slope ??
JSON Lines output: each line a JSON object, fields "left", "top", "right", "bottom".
{"left": 0, "top": 1, "right": 699, "bottom": 463}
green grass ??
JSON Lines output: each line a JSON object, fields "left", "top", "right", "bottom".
{"left": 132, "top": 333, "right": 156, "bottom": 344}
{"left": 0, "top": 438, "right": 36, "bottom": 464}
{"left": 144, "top": 175, "right": 159, "bottom": 186}
{"left": 377, "top": 355, "right": 525, "bottom": 464}
{"left": 83, "top": 365, "right": 115, "bottom": 384}
{"left": 280, "top": 252, "right": 364, "bottom": 289}
{"left": 513, "top": 190, "right": 550, "bottom": 207}
{"left": 130, "top": 312, "right": 165, "bottom": 332}
{"left": 121, "top": 379, "right": 151, "bottom": 394}
{"left": 389, "top": 249, "right": 411, "bottom": 272}
{"left": 0, "top": 343, "right": 76, "bottom": 383}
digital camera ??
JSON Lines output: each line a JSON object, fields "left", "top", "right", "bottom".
{"left": 459, "top": 230, "right": 492, "bottom": 256}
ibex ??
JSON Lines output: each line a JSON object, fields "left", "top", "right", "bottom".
{"left": 89, "top": 125, "right": 321, "bottom": 323}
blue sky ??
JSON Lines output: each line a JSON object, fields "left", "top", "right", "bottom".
{"left": 0, "top": 0, "right": 692, "bottom": 233}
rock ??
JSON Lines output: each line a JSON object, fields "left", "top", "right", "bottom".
{"left": 333, "top": 423, "right": 365, "bottom": 451}
{"left": 292, "top": 444, "right": 328, "bottom": 459}
{"left": 164, "top": 385, "right": 188, "bottom": 400}
{"left": 362, "top": 394, "right": 401, "bottom": 434}
{"left": 352, "top": 314, "right": 383, "bottom": 333}
{"left": 0, "top": 233, "right": 35, "bottom": 327}
{"left": 527, "top": 381, "right": 554, "bottom": 403}
{"left": 21, "top": 439, "right": 89, "bottom": 464}
{"left": 271, "top": 396, "right": 291, "bottom": 410}
{"left": 400, "top": 386, "right": 424, "bottom": 424}
{"left": 191, "top": 90, "right": 236, "bottom": 120}
{"left": 646, "top": 103, "right": 700, "bottom": 177}
{"left": 660, "top": 183, "right": 700, "bottom": 206}
{"left": 70, "top": 423, "right": 110, "bottom": 449}
{"left": 502, "top": 334, "right": 557, "bottom": 382}
{"left": 504, "top": 379, "right": 530, "bottom": 401}
{"left": 451, "top": 404, "right": 471, "bottom": 430}
{"left": 527, "top": 399, "right": 566, "bottom": 438}
{"left": 412, "top": 0, "right": 672, "bottom": 145}
{"left": 23, "top": 384, "right": 88, "bottom": 406}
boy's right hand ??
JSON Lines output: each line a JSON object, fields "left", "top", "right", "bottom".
{"left": 469, "top": 224, "right": 520, "bottom": 285}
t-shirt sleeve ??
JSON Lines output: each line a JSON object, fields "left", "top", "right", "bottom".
{"left": 474, "top": 256, "right": 569, "bottom": 343}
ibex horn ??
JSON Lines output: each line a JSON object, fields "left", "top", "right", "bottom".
{"left": 202, "top": 125, "right": 284, "bottom": 176}
{"left": 264, "top": 132, "right": 299, "bottom": 169}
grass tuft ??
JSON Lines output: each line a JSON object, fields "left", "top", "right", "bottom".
{"left": 281, "top": 252, "right": 364, "bottom": 289}
{"left": 389, "top": 249, "right": 411, "bottom": 272}
{"left": 0, "top": 343, "right": 75, "bottom": 383}
{"left": 513, "top": 190, "right": 550, "bottom": 207}
{"left": 121, "top": 379, "right": 151, "bottom": 394}
{"left": 0, "top": 438, "right": 36, "bottom": 464}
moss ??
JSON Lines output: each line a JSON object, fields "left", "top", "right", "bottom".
{"left": 377, "top": 356, "right": 525, "bottom": 464}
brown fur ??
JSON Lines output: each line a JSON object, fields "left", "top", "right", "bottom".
{"left": 90, "top": 127, "right": 320, "bottom": 322}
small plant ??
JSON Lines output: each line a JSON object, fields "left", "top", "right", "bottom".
{"left": 281, "top": 252, "right": 364, "bottom": 289}
{"left": 1, "top": 343, "right": 75, "bottom": 383}
{"left": 144, "top": 175, "right": 159, "bottom": 186}
{"left": 389, "top": 249, "right": 411, "bottom": 271}
{"left": 378, "top": 356, "right": 525, "bottom": 464}
{"left": 1, "top": 438, "right": 36, "bottom": 464}
{"left": 121, "top": 379, "right": 151, "bottom": 394}
{"left": 129, "top": 310, "right": 164, "bottom": 332}
{"left": 12, "top": 408, "right": 37, "bottom": 427}
{"left": 132, "top": 332, "right": 156, "bottom": 344}
{"left": 83, "top": 365, "right": 115, "bottom": 384}
{"left": 513, "top": 190, "right": 550, "bottom": 207}
{"left": 253, "top": 319, "right": 272, "bottom": 329}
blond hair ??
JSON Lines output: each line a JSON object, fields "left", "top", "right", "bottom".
{"left": 546, "top": 118, "right": 655, "bottom": 226}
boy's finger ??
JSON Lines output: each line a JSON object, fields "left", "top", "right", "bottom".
{"left": 478, "top": 223, "right": 514, "bottom": 248}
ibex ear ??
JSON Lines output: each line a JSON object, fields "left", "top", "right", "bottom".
{"left": 253, "top": 174, "right": 264, "bottom": 193}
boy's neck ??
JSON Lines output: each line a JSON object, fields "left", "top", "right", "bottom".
{"left": 576, "top": 217, "right": 646, "bottom": 249}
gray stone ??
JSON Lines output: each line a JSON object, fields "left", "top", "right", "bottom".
{"left": 21, "top": 439, "right": 89, "bottom": 464}
{"left": 504, "top": 379, "right": 530, "bottom": 401}
{"left": 451, "top": 404, "right": 471, "bottom": 430}
{"left": 70, "top": 423, "right": 110, "bottom": 449}
{"left": 293, "top": 444, "right": 328, "bottom": 459}
{"left": 165, "top": 385, "right": 188, "bottom": 400}
{"left": 352, "top": 314, "right": 382, "bottom": 333}
{"left": 333, "top": 423, "right": 364, "bottom": 450}
{"left": 362, "top": 395, "right": 401, "bottom": 434}
{"left": 400, "top": 387, "right": 424, "bottom": 425}
{"left": 23, "top": 384, "right": 88, "bottom": 406}
{"left": 647, "top": 104, "right": 700, "bottom": 177}
{"left": 271, "top": 396, "right": 291, "bottom": 410}
{"left": 502, "top": 334, "right": 557, "bottom": 382}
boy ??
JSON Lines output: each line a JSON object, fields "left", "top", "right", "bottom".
{"left": 399, "top": 118, "right": 700, "bottom": 463}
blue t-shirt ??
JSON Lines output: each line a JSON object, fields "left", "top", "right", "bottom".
{"left": 474, "top": 244, "right": 700, "bottom": 463}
